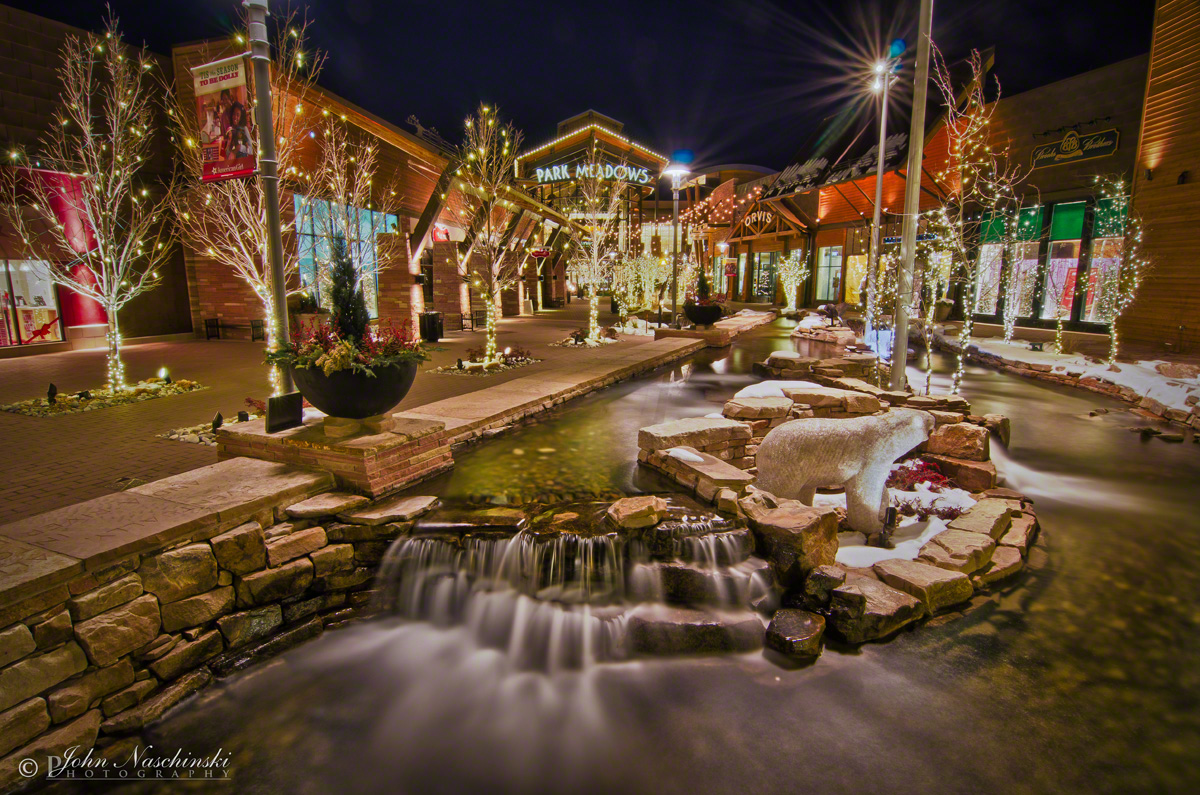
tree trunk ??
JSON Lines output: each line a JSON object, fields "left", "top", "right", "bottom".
{"left": 587, "top": 283, "right": 600, "bottom": 343}
{"left": 263, "top": 296, "right": 282, "bottom": 396}
{"left": 485, "top": 293, "right": 499, "bottom": 364}
{"left": 106, "top": 311, "right": 126, "bottom": 392}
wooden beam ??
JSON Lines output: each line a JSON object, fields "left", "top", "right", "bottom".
{"left": 831, "top": 183, "right": 869, "bottom": 220}
{"left": 408, "top": 160, "right": 457, "bottom": 262}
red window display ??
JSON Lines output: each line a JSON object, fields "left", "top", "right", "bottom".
{"left": 2, "top": 260, "right": 64, "bottom": 346}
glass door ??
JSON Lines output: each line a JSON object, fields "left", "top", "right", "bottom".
{"left": 815, "top": 246, "right": 843, "bottom": 302}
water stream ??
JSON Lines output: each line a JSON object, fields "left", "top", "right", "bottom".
{"left": 60, "top": 320, "right": 1200, "bottom": 794}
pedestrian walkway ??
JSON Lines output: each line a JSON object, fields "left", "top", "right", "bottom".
{"left": 0, "top": 303, "right": 674, "bottom": 522}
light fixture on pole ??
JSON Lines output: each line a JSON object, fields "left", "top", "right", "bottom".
{"left": 662, "top": 162, "right": 690, "bottom": 328}
{"left": 866, "top": 40, "right": 905, "bottom": 357}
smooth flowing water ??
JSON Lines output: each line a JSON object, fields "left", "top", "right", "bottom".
{"left": 64, "top": 321, "right": 1200, "bottom": 794}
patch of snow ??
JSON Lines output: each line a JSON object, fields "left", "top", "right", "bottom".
{"left": 797, "top": 315, "right": 826, "bottom": 330}
{"left": 735, "top": 379, "right": 822, "bottom": 399}
{"left": 735, "top": 309, "right": 772, "bottom": 317}
{"left": 704, "top": 412, "right": 726, "bottom": 420}
{"left": 836, "top": 517, "right": 952, "bottom": 568}
{"left": 767, "top": 349, "right": 802, "bottom": 360}
{"left": 665, "top": 447, "right": 704, "bottom": 464}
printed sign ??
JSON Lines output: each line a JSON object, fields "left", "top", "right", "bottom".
{"left": 1031, "top": 129, "right": 1119, "bottom": 170}
{"left": 192, "top": 55, "right": 257, "bottom": 182}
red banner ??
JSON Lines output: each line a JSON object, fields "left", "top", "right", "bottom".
{"left": 192, "top": 55, "right": 257, "bottom": 182}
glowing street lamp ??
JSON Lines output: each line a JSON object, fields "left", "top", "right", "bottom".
{"left": 866, "top": 40, "right": 905, "bottom": 351}
{"left": 662, "top": 161, "right": 690, "bottom": 328}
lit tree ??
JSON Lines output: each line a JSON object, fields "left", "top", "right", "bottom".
{"left": 1, "top": 17, "right": 175, "bottom": 392}
{"left": 166, "top": 11, "right": 323, "bottom": 394}
{"left": 1090, "top": 175, "right": 1148, "bottom": 364}
{"left": 454, "top": 104, "right": 523, "bottom": 364}
{"left": 565, "top": 155, "right": 628, "bottom": 342}
{"left": 930, "top": 46, "right": 1028, "bottom": 394}
{"left": 777, "top": 250, "right": 811, "bottom": 312}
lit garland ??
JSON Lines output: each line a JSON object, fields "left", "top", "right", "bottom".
{"left": 777, "top": 250, "right": 810, "bottom": 312}
{"left": 564, "top": 151, "right": 629, "bottom": 342}
{"left": 1093, "top": 175, "right": 1148, "bottom": 364}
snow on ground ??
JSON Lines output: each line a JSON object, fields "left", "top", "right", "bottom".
{"left": 796, "top": 315, "right": 826, "bottom": 330}
{"left": 734, "top": 380, "right": 822, "bottom": 399}
{"left": 665, "top": 447, "right": 704, "bottom": 463}
{"left": 939, "top": 330, "right": 1200, "bottom": 414}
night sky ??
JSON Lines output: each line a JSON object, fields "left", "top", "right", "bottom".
{"left": 5, "top": 0, "right": 1156, "bottom": 171}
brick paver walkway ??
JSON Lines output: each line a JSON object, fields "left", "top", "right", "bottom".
{"left": 0, "top": 303, "right": 666, "bottom": 523}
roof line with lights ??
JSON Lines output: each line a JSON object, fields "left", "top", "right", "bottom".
{"left": 515, "top": 123, "right": 669, "bottom": 166}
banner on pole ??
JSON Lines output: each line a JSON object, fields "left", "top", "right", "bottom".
{"left": 191, "top": 55, "right": 257, "bottom": 182}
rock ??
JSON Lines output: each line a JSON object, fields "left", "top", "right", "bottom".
{"left": 313, "top": 567, "right": 371, "bottom": 591}
{"left": 921, "top": 454, "right": 997, "bottom": 492}
{"left": 998, "top": 512, "right": 1039, "bottom": 556}
{"left": 829, "top": 575, "right": 925, "bottom": 643}
{"left": 981, "top": 487, "right": 1031, "bottom": 504}
{"left": 925, "top": 421, "right": 990, "bottom": 461}
{"left": 971, "top": 545, "right": 1024, "bottom": 587}
{"left": 47, "top": 659, "right": 134, "bottom": 724}
{"left": 948, "top": 499, "right": 1016, "bottom": 540}
{"left": 237, "top": 557, "right": 314, "bottom": 604}
{"left": 217, "top": 605, "right": 283, "bottom": 649}
{"left": 139, "top": 544, "right": 218, "bottom": 604}
{"left": 626, "top": 607, "right": 764, "bottom": 654}
{"left": 780, "top": 386, "right": 849, "bottom": 408}
{"left": 352, "top": 541, "right": 389, "bottom": 565}
{"left": 606, "top": 496, "right": 669, "bottom": 529}
{"left": 803, "top": 564, "right": 846, "bottom": 606}
{"left": 326, "top": 521, "right": 412, "bottom": 542}
{"left": 286, "top": 492, "right": 370, "bottom": 519}
{"left": 982, "top": 413, "right": 1011, "bottom": 446}
{"left": 637, "top": 417, "right": 751, "bottom": 452}
{"left": 843, "top": 393, "right": 883, "bottom": 414}
{"left": 0, "top": 709, "right": 101, "bottom": 791}
{"left": 919, "top": 529, "right": 996, "bottom": 574}
{"left": 67, "top": 574, "right": 143, "bottom": 622}
{"left": 210, "top": 521, "right": 267, "bottom": 575}
{"left": 873, "top": 558, "right": 973, "bottom": 613}
{"left": 311, "top": 544, "right": 355, "bottom": 576}
{"left": 31, "top": 610, "right": 73, "bottom": 649}
{"left": 722, "top": 397, "right": 793, "bottom": 420}
{"left": 208, "top": 616, "right": 323, "bottom": 678}
{"left": 928, "top": 410, "right": 962, "bottom": 426}
{"left": 0, "top": 642, "right": 88, "bottom": 712}
{"left": 741, "top": 499, "right": 840, "bottom": 588}
{"left": 160, "top": 586, "right": 235, "bottom": 632}
{"left": 715, "top": 488, "right": 739, "bottom": 514}
{"left": 101, "top": 670, "right": 210, "bottom": 734}
{"left": 100, "top": 679, "right": 158, "bottom": 718}
{"left": 0, "top": 698, "right": 50, "bottom": 757}
{"left": 765, "top": 609, "right": 825, "bottom": 658}
{"left": 757, "top": 409, "right": 935, "bottom": 532}
{"left": 1155, "top": 362, "right": 1200, "bottom": 379}
{"left": 73, "top": 595, "right": 161, "bottom": 668}
{"left": 1158, "top": 432, "right": 1185, "bottom": 443}
{"left": 0, "top": 623, "right": 36, "bottom": 667}
{"left": 133, "top": 634, "right": 178, "bottom": 663}
{"left": 148, "top": 630, "right": 223, "bottom": 681}
{"left": 338, "top": 494, "right": 439, "bottom": 525}
{"left": 265, "top": 526, "right": 328, "bottom": 567}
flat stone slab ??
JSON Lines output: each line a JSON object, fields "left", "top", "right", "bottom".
{"left": 919, "top": 529, "right": 996, "bottom": 574}
{"left": 131, "top": 458, "right": 334, "bottom": 524}
{"left": 656, "top": 447, "right": 756, "bottom": 489}
{"left": 286, "top": 492, "right": 369, "bottom": 519}
{"left": 765, "top": 608, "right": 825, "bottom": 658}
{"left": 971, "top": 545, "right": 1024, "bottom": 587}
{"left": 780, "top": 386, "right": 851, "bottom": 408}
{"left": 0, "top": 536, "right": 84, "bottom": 606}
{"left": 998, "top": 512, "right": 1039, "bottom": 556}
{"left": 722, "top": 397, "right": 793, "bottom": 419}
{"left": 627, "top": 606, "right": 764, "bottom": 654}
{"left": 949, "top": 498, "right": 1016, "bottom": 539}
{"left": 338, "top": 495, "right": 440, "bottom": 526}
{"left": 638, "top": 417, "right": 751, "bottom": 451}
{"left": 829, "top": 574, "right": 925, "bottom": 643}
{"left": 873, "top": 558, "right": 973, "bottom": 613}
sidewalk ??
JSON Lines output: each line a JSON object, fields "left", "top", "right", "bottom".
{"left": 0, "top": 303, "right": 669, "bottom": 522}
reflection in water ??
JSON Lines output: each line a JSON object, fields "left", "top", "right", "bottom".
{"left": 72, "top": 321, "right": 1200, "bottom": 794}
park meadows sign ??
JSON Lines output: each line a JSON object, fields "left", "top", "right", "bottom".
{"left": 534, "top": 162, "right": 653, "bottom": 185}
{"left": 1031, "top": 128, "right": 1119, "bottom": 170}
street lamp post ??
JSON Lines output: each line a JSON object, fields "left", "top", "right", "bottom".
{"left": 867, "top": 53, "right": 902, "bottom": 354}
{"left": 663, "top": 163, "right": 690, "bottom": 328}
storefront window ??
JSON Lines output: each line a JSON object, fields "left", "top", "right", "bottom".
{"left": 1040, "top": 202, "right": 1086, "bottom": 321}
{"left": 815, "top": 246, "right": 842, "bottom": 302}
{"left": 844, "top": 254, "right": 868, "bottom": 304}
{"left": 752, "top": 252, "right": 777, "bottom": 303}
{"left": 973, "top": 244, "right": 1003, "bottom": 314}
{"left": 1083, "top": 237, "right": 1122, "bottom": 323}
{"left": 2, "top": 260, "right": 63, "bottom": 346}
{"left": 736, "top": 253, "right": 748, "bottom": 298}
{"left": 1009, "top": 242, "right": 1040, "bottom": 318}
{"left": 293, "top": 195, "right": 397, "bottom": 319}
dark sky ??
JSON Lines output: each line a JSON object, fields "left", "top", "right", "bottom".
{"left": 7, "top": 0, "right": 1156, "bottom": 171}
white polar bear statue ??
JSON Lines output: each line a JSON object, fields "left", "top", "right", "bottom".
{"left": 755, "top": 408, "right": 935, "bottom": 533}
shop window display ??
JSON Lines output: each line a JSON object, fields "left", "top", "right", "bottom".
{"left": 815, "top": 246, "right": 843, "bottom": 303}
{"left": 2, "top": 260, "right": 63, "bottom": 346}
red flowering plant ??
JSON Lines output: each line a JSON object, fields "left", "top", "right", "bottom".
{"left": 886, "top": 460, "right": 950, "bottom": 492}
{"left": 266, "top": 318, "right": 429, "bottom": 378}
{"left": 685, "top": 270, "right": 726, "bottom": 307}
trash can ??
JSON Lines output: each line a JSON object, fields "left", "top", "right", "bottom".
{"left": 419, "top": 311, "right": 443, "bottom": 343}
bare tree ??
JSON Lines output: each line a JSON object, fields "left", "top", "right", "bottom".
{"left": 166, "top": 10, "right": 323, "bottom": 394}
{"left": 2, "top": 16, "right": 175, "bottom": 391}
{"left": 928, "top": 46, "right": 1028, "bottom": 394}
{"left": 777, "top": 250, "right": 811, "bottom": 313}
{"left": 1089, "top": 175, "right": 1148, "bottom": 364}
{"left": 454, "top": 103, "right": 524, "bottom": 364}
{"left": 565, "top": 155, "right": 628, "bottom": 341}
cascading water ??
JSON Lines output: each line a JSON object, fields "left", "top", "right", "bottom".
{"left": 372, "top": 500, "right": 774, "bottom": 671}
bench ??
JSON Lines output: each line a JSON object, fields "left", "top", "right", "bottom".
{"left": 204, "top": 318, "right": 266, "bottom": 341}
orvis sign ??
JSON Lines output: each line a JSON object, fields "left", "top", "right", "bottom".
{"left": 1031, "top": 129, "right": 1119, "bottom": 170}
{"left": 535, "top": 162, "right": 652, "bottom": 185}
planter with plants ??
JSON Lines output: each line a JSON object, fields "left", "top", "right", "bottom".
{"left": 683, "top": 271, "right": 725, "bottom": 328}
{"left": 267, "top": 234, "right": 428, "bottom": 419}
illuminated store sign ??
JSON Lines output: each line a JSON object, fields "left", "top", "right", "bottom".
{"left": 535, "top": 163, "right": 652, "bottom": 185}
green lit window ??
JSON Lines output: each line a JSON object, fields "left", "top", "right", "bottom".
{"left": 293, "top": 194, "right": 398, "bottom": 319}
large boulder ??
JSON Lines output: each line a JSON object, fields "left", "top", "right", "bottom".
{"left": 740, "top": 493, "right": 839, "bottom": 588}
{"left": 757, "top": 409, "right": 935, "bottom": 532}
{"left": 638, "top": 417, "right": 751, "bottom": 451}
{"left": 765, "top": 609, "right": 825, "bottom": 659}
{"left": 918, "top": 529, "right": 996, "bottom": 574}
{"left": 925, "top": 422, "right": 990, "bottom": 461}
{"left": 828, "top": 575, "right": 925, "bottom": 643}
{"left": 873, "top": 558, "right": 973, "bottom": 613}
{"left": 606, "top": 496, "right": 668, "bottom": 529}
{"left": 921, "top": 454, "right": 997, "bottom": 492}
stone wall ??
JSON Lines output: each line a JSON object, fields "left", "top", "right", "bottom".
{"left": 0, "top": 458, "right": 438, "bottom": 792}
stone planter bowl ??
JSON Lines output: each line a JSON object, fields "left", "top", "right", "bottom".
{"left": 291, "top": 361, "right": 418, "bottom": 420}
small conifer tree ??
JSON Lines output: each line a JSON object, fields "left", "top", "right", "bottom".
{"left": 329, "top": 233, "right": 369, "bottom": 344}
